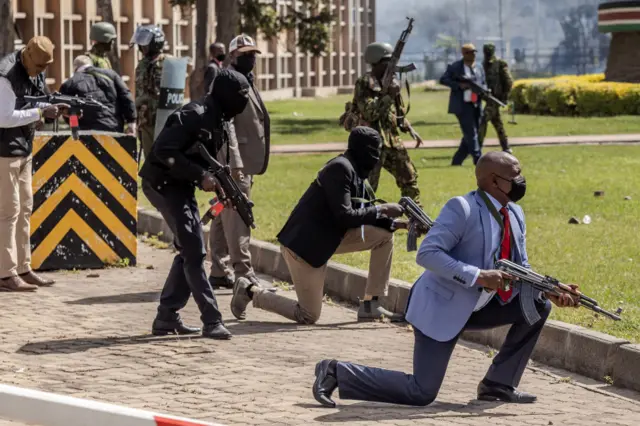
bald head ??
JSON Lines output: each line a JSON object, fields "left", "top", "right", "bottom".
{"left": 209, "top": 42, "right": 226, "bottom": 60}
{"left": 476, "top": 151, "right": 524, "bottom": 205}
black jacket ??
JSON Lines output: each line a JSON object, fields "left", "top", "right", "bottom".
{"left": 0, "top": 51, "right": 47, "bottom": 157}
{"left": 203, "top": 60, "right": 222, "bottom": 95}
{"left": 59, "top": 67, "right": 136, "bottom": 132}
{"left": 139, "top": 101, "right": 225, "bottom": 190}
{"left": 277, "top": 153, "right": 394, "bottom": 268}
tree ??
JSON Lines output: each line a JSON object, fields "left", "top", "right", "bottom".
{"left": 0, "top": 0, "right": 14, "bottom": 57}
{"left": 96, "top": 0, "right": 121, "bottom": 73}
{"left": 188, "top": 0, "right": 217, "bottom": 100}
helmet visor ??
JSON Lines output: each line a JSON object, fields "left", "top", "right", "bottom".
{"left": 130, "top": 28, "right": 154, "bottom": 46}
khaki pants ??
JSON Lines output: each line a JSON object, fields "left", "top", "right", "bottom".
{"left": 208, "top": 174, "right": 254, "bottom": 280}
{"left": 252, "top": 225, "right": 393, "bottom": 324}
{"left": 0, "top": 156, "right": 33, "bottom": 279}
{"left": 139, "top": 124, "right": 155, "bottom": 160}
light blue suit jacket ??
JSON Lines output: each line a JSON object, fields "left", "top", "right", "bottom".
{"left": 405, "top": 191, "right": 529, "bottom": 342}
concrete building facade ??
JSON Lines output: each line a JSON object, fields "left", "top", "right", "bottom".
{"left": 12, "top": 0, "right": 376, "bottom": 98}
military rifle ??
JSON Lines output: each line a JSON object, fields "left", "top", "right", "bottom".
{"left": 496, "top": 259, "right": 622, "bottom": 323}
{"left": 24, "top": 92, "right": 107, "bottom": 140}
{"left": 196, "top": 139, "right": 256, "bottom": 230}
{"left": 380, "top": 17, "right": 422, "bottom": 147}
{"left": 398, "top": 197, "right": 433, "bottom": 251}
{"left": 455, "top": 75, "right": 508, "bottom": 108}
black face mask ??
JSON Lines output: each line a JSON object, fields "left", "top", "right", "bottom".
{"left": 206, "top": 69, "right": 250, "bottom": 120}
{"left": 216, "top": 54, "right": 226, "bottom": 62}
{"left": 495, "top": 174, "right": 527, "bottom": 203}
{"left": 346, "top": 127, "right": 383, "bottom": 179}
{"left": 235, "top": 54, "right": 256, "bottom": 75}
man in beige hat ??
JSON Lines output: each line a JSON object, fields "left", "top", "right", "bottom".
{"left": 208, "top": 34, "right": 270, "bottom": 291}
{"left": 0, "top": 36, "right": 67, "bottom": 291}
{"left": 439, "top": 43, "right": 487, "bottom": 166}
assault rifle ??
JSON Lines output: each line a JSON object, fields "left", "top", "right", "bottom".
{"left": 24, "top": 92, "right": 107, "bottom": 140}
{"left": 399, "top": 197, "right": 433, "bottom": 251}
{"left": 496, "top": 259, "right": 622, "bottom": 323}
{"left": 456, "top": 76, "right": 508, "bottom": 108}
{"left": 380, "top": 17, "right": 422, "bottom": 146}
{"left": 196, "top": 139, "right": 256, "bottom": 230}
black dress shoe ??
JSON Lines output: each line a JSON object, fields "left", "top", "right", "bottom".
{"left": 477, "top": 380, "right": 537, "bottom": 403}
{"left": 209, "top": 276, "right": 234, "bottom": 290}
{"left": 313, "top": 359, "right": 338, "bottom": 408}
{"left": 152, "top": 319, "right": 201, "bottom": 336}
{"left": 202, "top": 323, "right": 232, "bottom": 340}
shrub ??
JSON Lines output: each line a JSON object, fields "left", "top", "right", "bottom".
{"left": 511, "top": 74, "right": 640, "bottom": 117}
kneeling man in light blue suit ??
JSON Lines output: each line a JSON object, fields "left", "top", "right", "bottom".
{"left": 312, "top": 151, "right": 580, "bottom": 407}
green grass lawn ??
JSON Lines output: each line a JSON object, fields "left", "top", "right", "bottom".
{"left": 139, "top": 145, "right": 640, "bottom": 342}
{"left": 265, "top": 90, "right": 640, "bottom": 145}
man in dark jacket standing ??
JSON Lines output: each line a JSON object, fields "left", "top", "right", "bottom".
{"left": 440, "top": 44, "right": 487, "bottom": 166}
{"left": 203, "top": 42, "right": 226, "bottom": 95}
{"left": 0, "top": 36, "right": 67, "bottom": 291}
{"left": 59, "top": 55, "right": 136, "bottom": 133}
{"left": 139, "top": 69, "right": 250, "bottom": 340}
{"left": 230, "top": 127, "right": 409, "bottom": 324}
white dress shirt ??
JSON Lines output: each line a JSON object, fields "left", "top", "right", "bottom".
{"left": 473, "top": 192, "right": 506, "bottom": 312}
{"left": 0, "top": 77, "right": 44, "bottom": 128}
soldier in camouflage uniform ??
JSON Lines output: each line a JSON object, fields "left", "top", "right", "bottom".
{"left": 87, "top": 22, "right": 116, "bottom": 70}
{"left": 479, "top": 43, "right": 513, "bottom": 153}
{"left": 130, "top": 25, "right": 168, "bottom": 159}
{"left": 348, "top": 42, "right": 420, "bottom": 202}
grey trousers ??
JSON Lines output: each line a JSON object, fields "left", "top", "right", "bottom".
{"left": 142, "top": 180, "right": 223, "bottom": 326}
{"left": 336, "top": 295, "right": 552, "bottom": 406}
{"left": 208, "top": 174, "right": 254, "bottom": 280}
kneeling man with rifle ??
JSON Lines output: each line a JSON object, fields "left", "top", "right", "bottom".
{"left": 140, "top": 69, "right": 253, "bottom": 340}
{"left": 231, "top": 127, "right": 421, "bottom": 324}
{"left": 312, "top": 151, "right": 589, "bottom": 407}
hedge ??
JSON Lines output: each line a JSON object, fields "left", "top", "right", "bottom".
{"left": 511, "top": 73, "right": 640, "bottom": 117}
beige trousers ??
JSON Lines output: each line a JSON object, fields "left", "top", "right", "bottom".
{"left": 208, "top": 174, "right": 254, "bottom": 280}
{"left": 252, "top": 225, "right": 393, "bottom": 324}
{"left": 0, "top": 156, "right": 33, "bottom": 279}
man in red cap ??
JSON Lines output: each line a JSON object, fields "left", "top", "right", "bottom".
{"left": 0, "top": 36, "right": 67, "bottom": 291}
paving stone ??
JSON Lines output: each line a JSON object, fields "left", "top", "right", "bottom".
{"left": 0, "top": 242, "right": 637, "bottom": 425}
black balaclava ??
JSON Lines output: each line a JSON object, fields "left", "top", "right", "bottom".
{"left": 346, "top": 126, "right": 382, "bottom": 179}
{"left": 205, "top": 69, "right": 250, "bottom": 120}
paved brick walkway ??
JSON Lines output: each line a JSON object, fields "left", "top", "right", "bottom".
{"left": 271, "top": 134, "right": 640, "bottom": 154}
{"left": 0, "top": 242, "right": 639, "bottom": 426}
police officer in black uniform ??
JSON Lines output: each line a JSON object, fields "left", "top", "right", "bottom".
{"left": 139, "top": 69, "right": 251, "bottom": 340}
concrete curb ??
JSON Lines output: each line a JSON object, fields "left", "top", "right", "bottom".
{"left": 270, "top": 134, "right": 640, "bottom": 155}
{"left": 136, "top": 208, "right": 640, "bottom": 393}
{"left": 0, "top": 383, "right": 224, "bottom": 426}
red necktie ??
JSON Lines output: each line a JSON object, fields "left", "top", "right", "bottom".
{"left": 498, "top": 207, "right": 513, "bottom": 302}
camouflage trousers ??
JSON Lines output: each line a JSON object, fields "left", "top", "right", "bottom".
{"left": 479, "top": 103, "right": 511, "bottom": 151}
{"left": 139, "top": 124, "right": 155, "bottom": 160}
{"left": 368, "top": 142, "right": 420, "bottom": 202}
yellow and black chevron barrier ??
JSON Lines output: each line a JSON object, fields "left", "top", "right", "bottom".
{"left": 30, "top": 132, "right": 138, "bottom": 270}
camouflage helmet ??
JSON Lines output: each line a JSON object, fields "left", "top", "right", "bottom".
{"left": 90, "top": 22, "right": 117, "bottom": 43}
{"left": 364, "top": 42, "right": 393, "bottom": 65}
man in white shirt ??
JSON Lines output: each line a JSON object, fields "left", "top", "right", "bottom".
{"left": 0, "top": 36, "right": 67, "bottom": 292}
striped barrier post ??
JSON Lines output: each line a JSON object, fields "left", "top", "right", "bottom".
{"left": 0, "top": 383, "right": 225, "bottom": 426}
{"left": 30, "top": 131, "right": 138, "bottom": 270}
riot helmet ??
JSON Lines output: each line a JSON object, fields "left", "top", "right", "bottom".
{"left": 130, "top": 25, "right": 165, "bottom": 56}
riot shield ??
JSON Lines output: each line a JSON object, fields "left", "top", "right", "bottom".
{"left": 153, "top": 56, "right": 189, "bottom": 139}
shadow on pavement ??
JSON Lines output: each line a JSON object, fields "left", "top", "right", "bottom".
{"left": 65, "top": 291, "right": 160, "bottom": 305}
{"left": 16, "top": 321, "right": 378, "bottom": 355}
{"left": 299, "top": 400, "right": 555, "bottom": 422}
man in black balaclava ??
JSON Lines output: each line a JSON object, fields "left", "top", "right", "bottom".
{"left": 139, "top": 69, "right": 250, "bottom": 341}
{"left": 208, "top": 34, "right": 271, "bottom": 293}
{"left": 229, "top": 126, "right": 411, "bottom": 324}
